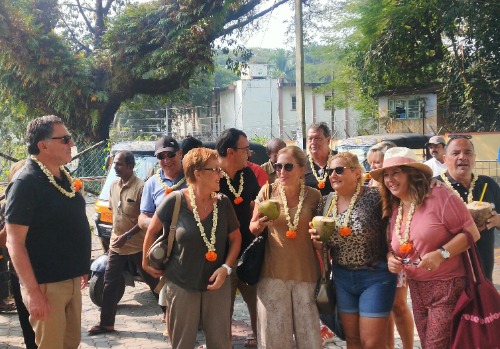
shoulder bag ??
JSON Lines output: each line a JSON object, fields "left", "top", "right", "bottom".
{"left": 146, "top": 191, "right": 181, "bottom": 271}
{"left": 236, "top": 183, "right": 272, "bottom": 285}
{"left": 450, "top": 231, "right": 500, "bottom": 349}
{"left": 315, "top": 245, "right": 336, "bottom": 315}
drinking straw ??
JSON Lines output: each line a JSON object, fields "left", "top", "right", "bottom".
{"left": 479, "top": 183, "right": 488, "bottom": 204}
{"left": 266, "top": 181, "right": 269, "bottom": 200}
{"left": 325, "top": 198, "right": 335, "bottom": 217}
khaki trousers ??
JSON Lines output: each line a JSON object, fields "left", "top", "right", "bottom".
{"left": 21, "top": 277, "right": 82, "bottom": 349}
{"left": 164, "top": 278, "right": 231, "bottom": 349}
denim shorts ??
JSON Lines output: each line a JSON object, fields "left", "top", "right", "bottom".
{"left": 333, "top": 262, "right": 397, "bottom": 318}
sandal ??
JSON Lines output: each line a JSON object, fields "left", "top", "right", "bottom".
{"left": 244, "top": 336, "right": 257, "bottom": 347}
{"left": 87, "top": 324, "right": 116, "bottom": 336}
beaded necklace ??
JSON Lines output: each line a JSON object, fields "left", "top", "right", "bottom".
{"left": 308, "top": 153, "right": 332, "bottom": 189}
{"left": 326, "top": 183, "right": 361, "bottom": 236}
{"left": 222, "top": 170, "right": 244, "bottom": 204}
{"left": 394, "top": 201, "right": 415, "bottom": 254}
{"left": 156, "top": 169, "right": 185, "bottom": 195}
{"left": 440, "top": 170, "right": 477, "bottom": 204}
{"left": 188, "top": 185, "right": 218, "bottom": 262}
{"left": 279, "top": 181, "right": 306, "bottom": 239}
{"left": 30, "top": 155, "right": 81, "bottom": 198}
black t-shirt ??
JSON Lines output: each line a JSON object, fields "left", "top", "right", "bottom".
{"left": 436, "top": 172, "right": 500, "bottom": 280}
{"left": 6, "top": 159, "right": 91, "bottom": 284}
{"left": 219, "top": 166, "right": 260, "bottom": 255}
{"left": 304, "top": 152, "right": 337, "bottom": 196}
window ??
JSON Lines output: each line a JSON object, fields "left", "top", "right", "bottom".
{"left": 389, "top": 98, "right": 422, "bottom": 119}
{"left": 324, "top": 95, "right": 332, "bottom": 110}
{"left": 291, "top": 96, "right": 296, "bottom": 110}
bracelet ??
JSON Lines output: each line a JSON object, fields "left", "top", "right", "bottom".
{"left": 221, "top": 263, "right": 232, "bottom": 275}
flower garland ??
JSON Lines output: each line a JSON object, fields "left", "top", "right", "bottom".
{"left": 308, "top": 153, "right": 332, "bottom": 189}
{"left": 279, "top": 180, "right": 306, "bottom": 239}
{"left": 156, "top": 169, "right": 186, "bottom": 195}
{"left": 394, "top": 202, "right": 415, "bottom": 254}
{"left": 326, "top": 183, "right": 361, "bottom": 236}
{"left": 30, "top": 155, "right": 82, "bottom": 198}
{"left": 222, "top": 171, "right": 244, "bottom": 204}
{"left": 440, "top": 170, "right": 477, "bottom": 204}
{"left": 188, "top": 185, "right": 218, "bottom": 262}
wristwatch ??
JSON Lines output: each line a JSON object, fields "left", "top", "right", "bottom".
{"left": 439, "top": 247, "right": 450, "bottom": 259}
{"left": 222, "top": 263, "right": 232, "bottom": 275}
{"left": 126, "top": 233, "right": 132, "bottom": 240}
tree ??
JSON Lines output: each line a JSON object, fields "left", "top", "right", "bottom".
{"left": 0, "top": 0, "right": 289, "bottom": 141}
{"left": 340, "top": 0, "right": 500, "bottom": 132}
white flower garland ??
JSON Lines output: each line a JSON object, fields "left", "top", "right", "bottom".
{"left": 308, "top": 153, "right": 332, "bottom": 189}
{"left": 279, "top": 180, "right": 306, "bottom": 234}
{"left": 440, "top": 170, "right": 477, "bottom": 204}
{"left": 326, "top": 183, "right": 361, "bottom": 230}
{"left": 188, "top": 185, "right": 218, "bottom": 257}
{"left": 30, "top": 155, "right": 77, "bottom": 198}
{"left": 156, "top": 169, "right": 185, "bottom": 194}
{"left": 395, "top": 201, "right": 415, "bottom": 246}
{"left": 222, "top": 170, "right": 244, "bottom": 204}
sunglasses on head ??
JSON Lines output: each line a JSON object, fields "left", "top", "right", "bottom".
{"left": 326, "top": 166, "right": 352, "bottom": 176}
{"left": 50, "top": 135, "right": 72, "bottom": 144}
{"left": 157, "top": 152, "right": 177, "bottom": 160}
{"left": 447, "top": 134, "right": 472, "bottom": 145}
{"left": 273, "top": 163, "right": 295, "bottom": 172}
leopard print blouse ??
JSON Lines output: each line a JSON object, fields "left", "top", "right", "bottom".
{"left": 317, "top": 187, "right": 389, "bottom": 269}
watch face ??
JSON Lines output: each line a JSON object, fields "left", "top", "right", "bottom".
{"left": 441, "top": 249, "right": 450, "bottom": 259}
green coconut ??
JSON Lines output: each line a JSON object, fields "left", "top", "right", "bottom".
{"left": 258, "top": 199, "right": 281, "bottom": 221}
{"left": 311, "top": 216, "right": 336, "bottom": 242}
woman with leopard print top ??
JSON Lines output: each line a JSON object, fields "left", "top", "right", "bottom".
{"left": 311, "top": 152, "right": 397, "bottom": 349}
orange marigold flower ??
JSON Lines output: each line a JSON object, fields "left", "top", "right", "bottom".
{"left": 205, "top": 251, "right": 217, "bottom": 262}
{"left": 317, "top": 182, "right": 326, "bottom": 189}
{"left": 285, "top": 230, "right": 297, "bottom": 239}
{"left": 399, "top": 242, "right": 413, "bottom": 254}
{"left": 365, "top": 173, "right": 372, "bottom": 180}
{"left": 74, "top": 179, "right": 83, "bottom": 192}
{"left": 338, "top": 227, "right": 352, "bottom": 237}
{"left": 234, "top": 197, "right": 243, "bottom": 205}
{"left": 165, "top": 187, "right": 173, "bottom": 195}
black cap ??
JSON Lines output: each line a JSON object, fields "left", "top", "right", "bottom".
{"left": 154, "top": 136, "right": 180, "bottom": 156}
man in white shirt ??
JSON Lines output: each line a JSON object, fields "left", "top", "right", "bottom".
{"left": 424, "top": 135, "right": 447, "bottom": 176}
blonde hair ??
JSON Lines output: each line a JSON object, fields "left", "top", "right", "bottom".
{"left": 8, "top": 160, "right": 26, "bottom": 182}
{"left": 330, "top": 152, "right": 365, "bottom": 186}
{"left": 277, "top": 145, "right": 307, "bottom": 169}
{"left": 182, "top": 148, "right": 218, "bottom": 184}
{"left": 366, "top": 141, "right": 396, "bottom": 161}
{"left": 379, "top": 166, "right": 432, "bottom": 218}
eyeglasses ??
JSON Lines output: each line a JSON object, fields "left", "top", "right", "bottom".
{"left": 202, "top": 167, "right": 222, "bottom": 174}
{"left": 273, "top": 163, "right": 296, "bottom": 172}
{"left": 326, "top": 167, "right": 353, "bottom": 176}
{"left": 235, "top": 147, "right": 251, "bottom": 153}
{"left": 157, "top": 152, "right": 177, "bottom": 160}
{"left": 447, "top": 134, "right": 472, "bottom": 146}
{"left": 50, "top": 135, "right": 72, "bottom": 144}
{"left": 400, "top": 245, "right": 422, "bottom": 267}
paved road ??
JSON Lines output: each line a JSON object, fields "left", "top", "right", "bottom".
{"left": 1, "top": 209, "right": 499, "bottom": 348}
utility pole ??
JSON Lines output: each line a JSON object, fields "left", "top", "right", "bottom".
{"left": 295, "top": 0, "right": 306, "bottom": 149}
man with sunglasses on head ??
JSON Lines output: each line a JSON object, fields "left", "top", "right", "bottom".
{"left": 215, "top": 128, "right": 260, "bottom": 347}
{"left": 437, "top": 135, "right": 500, "bottom": 281}
{"left": 138, "top": 135, "right": 185, "bottom": 324}
{"left": 305, "top": 122, "right": 337, "bottom": 196}
{"left": 5, "top": 115, "right": 91, "bottom": 348}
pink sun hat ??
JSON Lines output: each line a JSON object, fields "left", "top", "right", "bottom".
{"left": 370, "top": 147, "right": 433, "bottom": 181}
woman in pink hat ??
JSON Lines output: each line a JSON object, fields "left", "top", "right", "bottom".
{"left": 370, "top": 147, "right": 480, "bottom": 349}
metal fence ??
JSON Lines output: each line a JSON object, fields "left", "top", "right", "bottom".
{"left": 475, "top": 160, "right": 500, "bottom": 185}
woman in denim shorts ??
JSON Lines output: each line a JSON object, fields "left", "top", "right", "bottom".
{"left": 312, "top": 152, "right": 397, "bottom": 348}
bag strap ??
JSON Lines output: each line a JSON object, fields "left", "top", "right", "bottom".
{"left": 165, "top": 190, "right": 182, "bottom": 260}
{"left": 153, "top": 190, "right": 181, "bottom": 293}
{"left": 462, "top": 231, "right": 487, "bottom": 286}
{"left": 321, "top": 245, "right": 331, "bottom": 282}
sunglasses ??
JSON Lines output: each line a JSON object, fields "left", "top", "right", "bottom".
{"left": 273, "top": 163, "right": 295, "bottom": 172}
{"left": 157, "top": 152, "right": 177, "bottom": 160}
{"left": 446, "top": 134, "right": 472, "bottom": 146}
{"left": 50, "top": 135, "right": 72, "bottom": 144}
{"left": 326, "top": 166, "right": 353, "bottom": 176}
{"left": 202, "top": 167, "right": 222, "bottom": 174}
{"left": 399, "top": 244, "right": 422, "bottom": 266}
